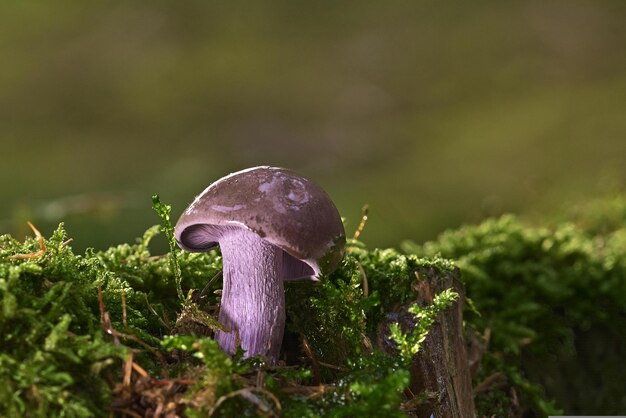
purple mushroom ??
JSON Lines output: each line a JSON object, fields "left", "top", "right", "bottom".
{"left": 175, "top": 166, "right": 345, "bottom": 363}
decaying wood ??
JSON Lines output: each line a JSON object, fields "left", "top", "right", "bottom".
{"left": 379, "top": 267, "right": 476, "bottom": 418}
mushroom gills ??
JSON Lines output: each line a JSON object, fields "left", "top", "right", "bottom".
{"left": 282, "top": 252, "right": 316, "bottom": 281}
{"left": 178, "top": 224, "right": 220, "bottom": 251}
{"left": 181, "top": 223, "right": 316, "bottom": 280}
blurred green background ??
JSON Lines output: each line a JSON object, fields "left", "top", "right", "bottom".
{"left": 1, "top": 1, "right": 625, "bottom": 252}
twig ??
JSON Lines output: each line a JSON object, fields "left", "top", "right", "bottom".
{"left": 98, "top": 286, "right": 120, "bottom": 345}
{"left": 144, "top": 294, "right": 171, "bottom": 331}
{"left": 123, "top": 352, "right": 133, "bottom": 388}
{"left": 149, "top": 378, "right": 195, "bottom": 386}
{"left": 210, "top": 388, "right": 282, "bottom": 417}
{"left": 473, "top": 372, "right": 506, "bottom": 393}
{"left": 281, "top": 384, "right": 328, "bottom": 399}
{"left": 9, "top": 221, "right": 46, "bottom": 259}
{"left": 317, "top": 361, "right": 348, "bottom": 372}
{"left": 352, "top": 204, "right": 369, "bottom": 240}
{"left": 98, "top": 286, "right": 169, "bottom": 377}
{"left": 302, "top": 336, "right": 321, "bottom": 386}
{"left": 131, "top": 362, "right": 149, "bottom": 379}
{"left": 121, "top": 290, "right": 128, "bottom": 328}
{"left": 415, "top": 271, "right": 433, "bottom": 302}
{"left": 256, "top": 370, "right": 265, "bottom": 389}
{"left": 357, "top": 262, "right": 368, "bottom": 297}
{"left": 199, "top": 271, "right": 223, "bottom": 299}
{"left": 108, "top": 329, "right": 169, "bottom": 377}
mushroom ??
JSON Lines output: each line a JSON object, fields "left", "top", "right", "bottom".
{"left": 175, "top": 166, "right": 346, "bottom": 363}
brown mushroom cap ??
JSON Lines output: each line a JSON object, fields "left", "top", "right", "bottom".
{"left": 175, "top": 166, "right": 346, "bottom": 279}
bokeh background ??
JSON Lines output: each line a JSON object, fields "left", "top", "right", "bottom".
{"left": 2, "top": 1, "right": 625, "bottom": 252}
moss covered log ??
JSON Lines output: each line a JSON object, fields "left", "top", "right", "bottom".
{"left": 0, "top": 204, "right": 460, "bottom": 417}
{"left": 1, "top": 196, "right": 625, "bottom": 416}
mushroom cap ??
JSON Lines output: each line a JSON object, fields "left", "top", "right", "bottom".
{"left": 175, "top": 166, "right": 346, "bottom": 279}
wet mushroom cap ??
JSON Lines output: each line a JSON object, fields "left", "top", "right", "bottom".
{"left": 175, "top": 166, "right": 346, "bottom": 279}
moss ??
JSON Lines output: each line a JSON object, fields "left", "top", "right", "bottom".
{"left": 409, "top": 213, "right": 626, "bottom": 415}
{"left": 0, "top": 199, "right": 462, "bottom": 417}
{"left": 0, "top": 223, "right": 128, "bottom": 417}
{"left": 2, "top": 196, "right": 624, "bottom": 416}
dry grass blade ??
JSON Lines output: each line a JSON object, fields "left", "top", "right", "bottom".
{"left": 131, "top": 362, "right": 150, "bottom": 379}
{"left": 98, "top": 286, "right": 120, "bottom": 345}
{"left": 98, "top": 286, "right": 169, "bottom": 376}
{"left": 123, "top": 352, "right": 134, "bottom": 388}
{"left": 121, "top": 290, "right": 128, "bottom": 328}
{"left": 210, "top": 388, "right": 282, "bottom": 417}
{"left": 357, "top": 262, "right": 368, "bottom": 297}
{"left": 301, "top": 336, "right": 321, "bottom": 386}
{"left": 199, "top": 271, "right": 223, "bottom": 299}
{"left": 474, "top": 372, "right": 507, "bottom": 393}
{"left": 352, "top": 204, "right": 369, "bottom": 241}
{"left": 281, "top": 384, "right": 328, "bottom": 399}
{"left": 9, "top": 221, "right": 46, "bottom": 259}
{"left": 317, "top": 361, "right": 348, "bottom": 372}
{"left": 144, "top": 293, "right": 172, "bottom": 331}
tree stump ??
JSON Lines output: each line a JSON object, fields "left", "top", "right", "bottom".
{"left": 379, "top": 266, "right": 475, "bottom": 418}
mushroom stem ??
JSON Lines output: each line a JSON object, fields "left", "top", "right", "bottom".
{"left": 215, "top": 227, "right": 285, "bottom": 363}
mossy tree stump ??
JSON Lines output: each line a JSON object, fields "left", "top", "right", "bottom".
{"left": 380, "top": 267, "right": 475, "bottom": 417}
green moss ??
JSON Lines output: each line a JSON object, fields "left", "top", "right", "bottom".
{"left": 408, "top": 213, "right": 626, "bottom": 415}
{"left": 0, "top": 223, "right": 128, "bottom": 417}
{"left": 0, "top": 204, "right": 460, "bottom": 417}
{"left": 389, "top": 288, "right": 459, "bottom": 363}
{"left": 2, "top": 196, "right": 624, "bottom": 416}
